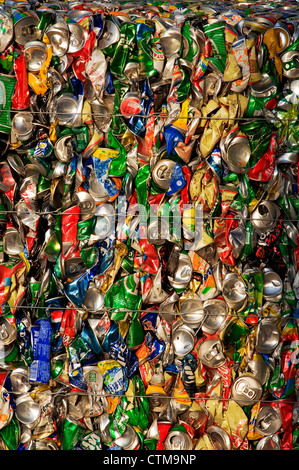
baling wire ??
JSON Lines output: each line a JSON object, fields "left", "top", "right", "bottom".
{"left": 1, "top": 209, "right": 299, "bottom": 222}
{"left": 4, "top": 108, "right": 299, "bottom": 120}
{"left": 5, "top": 388, "right": 299, "bottom": 405}
{"left": 4, "top": 304, "right": 297, "bottom": 319}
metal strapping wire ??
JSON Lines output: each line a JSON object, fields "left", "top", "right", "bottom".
{"left": 5, "top": 108, "right": 299, "bottom": 120}
{"left": 1, "top": 210, "right": 299, "bottom": 222}
{"left": 5, "top": 389, "right": 299, "bottom": 404}
{"left": 4, "top": 305, "right": 297, "bottom": 319}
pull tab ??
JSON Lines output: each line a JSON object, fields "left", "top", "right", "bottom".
{"left": 0, "top": 324, "right": 8, "bottom": 341}
{"left": 171, "top": 435, "right": 184, "bottom": 450}
{"left": 205, "top": 342, "right": 221, "bottom": 361}
{"left": 259, "top": 411, "right": 276, "bottom": 430}
{"left": 241, "top": 385, "right": 256, "bottom": 400}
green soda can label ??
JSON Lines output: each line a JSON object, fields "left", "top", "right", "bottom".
{"left": 61, "top": 417, "right": 86, "bottom": 450}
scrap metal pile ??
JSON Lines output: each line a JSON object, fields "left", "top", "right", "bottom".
{"left": 0, "top": 0, "right": 298, "bottom": 450}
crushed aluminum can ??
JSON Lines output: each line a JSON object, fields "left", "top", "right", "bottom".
{"left": 0, "top": 12, "right": 13, "bottom": 53}
{"left": 262, "top": 269, "right": 283, "bottom": 302}
{"left": 97, "top": 18, "right": 120, "bottom": 50}
{"left": 254, "top": 405, "right": 282, "bottom": 437}
{"left": 51, "top": 93, "right": 80, "bottom": 127}
{"left": 168, "top": 253, "right": 193, "bottom": 290}
{"left": 11, "top": 112, "right": 34, "bottom": 142}
{"left": 172, "top": 322, "right": 195, "bottom": 359}
{"left": 256, "top": 435, "right": 281, "bottom": 450}
{"left": 73, "top": 191, "right": 96, "bottom": 222}
{"left": 0, "top": 341, "right": 16, "bottom": 361}
{"left": 45, "top": 22, "right": 69, "bottom": 57}
{"left": 34, "top": 440, "right": 60, "bottom": 450}
{"left": 251, "top": 201, "right": 280, "bottom": 234}
{"left": 231, "top": 374, "right": 263, "bottom": 407}
{"left": 54, "top": 135, "right": 74, "bottom": 163}
{"left": 152, "top": 159, "right": 177, "bottom": 192}
{"left": 67, "top": 393, "right": 93, "bottom": 420}
{"left": 15, "top": 394, "right": 41, "bottom": 426}
{"left": 206, "top": 425, "right": 232, "bottom": 450}
{"left": 243, "top": 354, "right": 271, "bottom": 386}
{"left": 281, "top": 51, "right": 299, "bottom": 79}
{"left": 255, "top": 318, "right": 280, "bottom": 355}
{"left": 197, "top": 338, "right": 227, "bottom": 369}
{"left": 0, "top": 387, "right": 13, "bottom": 429}
{"left": 67, "top": 22, "right": 87, "bottom": 54}
{"left": 147, "top": 218, "right": 169, "bottom": 245}
{"left": 64, "top": 256, "right": 87, "bottom": 281}
{"left": 273, "top": 22, "right": 291, "bottom": 53}
{"left": 24, "top": 41, "right": 48, "bottom": 73}
{"left": 97, "top": 412, "right": 112, "bottom": 444}
{"left": 146, "top": 378, "right": 168, "bottom": 412}
{"left": 250, "top": 73, "right": 278, "bottom": 98}
{"left": 81, "top": 283, "right": 105, "bottom": 314}
{"left": 160, "top": 28, "right": 182, "bottom": 58}
{"left": 179, "top": 297, "right": 206, "bottom": 329}
{"left": 83, "top": 366, "right": 104, "bottom": 394}
{"left": 202, "top": 298, "right": 228, "bottom": 335}
{"left": 3, "top": 227, "right": 24, "bottom": 256}
{"left": 0, "top": 316, "right": 17, "bottom": 345}
{"left": 224, "top": 135, "right": 251, "bottom": 173}
{"left": 113, "top": 425, "right": 140, "bottom": 450}
{"left": 13, "top": 11, "right": 40, "bottom": 46}
{"left": 10, "top": 368, "right": 31, "bottom": 395}
{"left": 222, "top": 272, "right": 247, "bottom": 310}
{"left": 164, "top": 429, "right": 193, "bottom": 450}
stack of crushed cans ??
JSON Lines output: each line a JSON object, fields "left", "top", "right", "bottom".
{"left": 0, "top": 0, "right": 298, "bottom": 451}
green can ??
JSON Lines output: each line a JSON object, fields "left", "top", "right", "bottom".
{"left": 61, "top": 416, "right": 86, "bottom": 450}
{"left": 0, "top": 416, "right": 20, "bottom": 450}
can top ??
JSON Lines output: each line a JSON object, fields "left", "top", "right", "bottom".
{"left": 256, "top": 435, "right": 281, "bottom": 450}
{"left": 255, "top": 319, "right": 280, "bottom": 354}
{"left": 202, "top": 299, "right": 227, "bottom": 335}
{"left": 152, "top": 159, "right": 176, "bottom": 191}
{"left": 255, "top": 405, "right": 282, "bottom": 436}
{"left": 180, "top": 297, "right": 206, "bottom": 327}
{"left": 206, "top": 425, "right": 232, "bottom": 450}
{"left": 24, "top": 40, "right": 48, "bottom": 72}
{"left": 82, "top": 284, "right": 105, "bottom": 313}
{"left": 231, "top": 374, "right": 263, "bottom": 406}
{"left": 98, "top": 19, "right": 120, "bottom": 49}
{"left": 164, "top": 430, "right": 193, "bottom": 450}
{"left": 14, "top": 14, "right": 40, "bottom": 46}
{"left": 54, "top": 134, "right": 74, "bottom": 163}
{"left": 172, "top": 324, "right": 195, "bottom": 358}
{"left": 15, "top": 395, "right": 41, "bottom": 425}
{"left": 74, "top": 191, "right": 97, "bottom": 221}
{"left": 198, "top": 338, "right": 227, "bottom": 369}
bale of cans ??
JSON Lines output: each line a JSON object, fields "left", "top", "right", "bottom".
{"left": 0, "top": 0, "right": 298, "bottom": 451}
